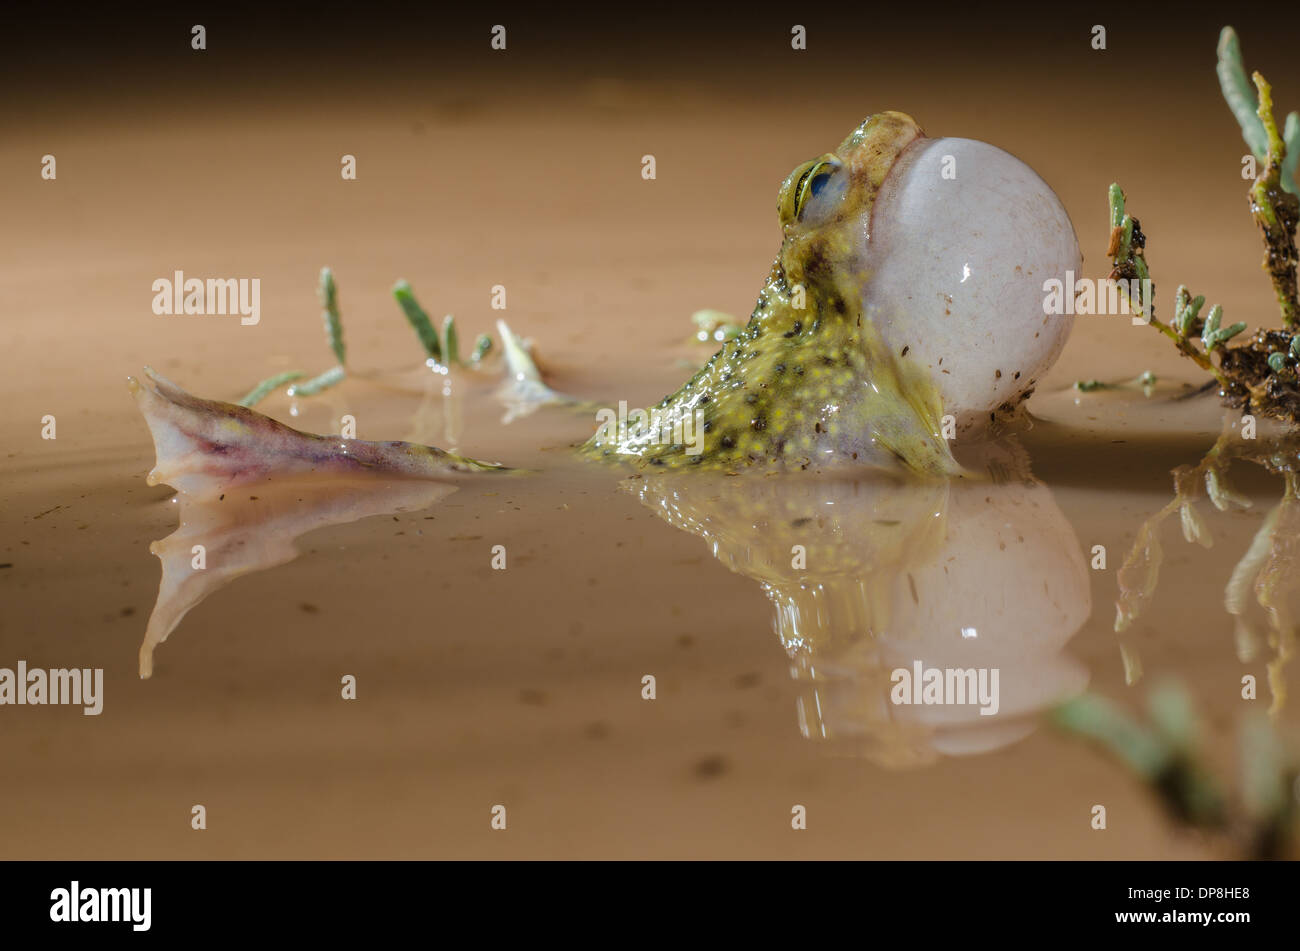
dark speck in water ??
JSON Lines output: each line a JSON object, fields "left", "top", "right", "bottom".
{"left": 693, "top": 754, "right": 729, "bottom": 780}
{"left": 723, "top": 710, "right": 747, "bottom": 729}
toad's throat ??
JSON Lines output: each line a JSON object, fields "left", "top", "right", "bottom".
{"left": 578, "top": 261, "right": 960, "bottom": 476}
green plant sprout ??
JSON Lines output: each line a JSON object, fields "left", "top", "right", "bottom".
{"left": 1216, "top": 28, "right": 1299, "bottom": 197}
{"left": 1105, "top": 27, "right": 1300, "bottom": 421}
{"left": 285, "top": 266, "right": 350, "bottom": 398}
{"left": 238, "top": 268, "right": 349, "bottom": 405}
{"left": 320, "top": 266, "right": 345, "bottom": 365}
{"left": 390, "top": 284, "right": 498, "bottom": 370}
{"left": 236, "top": 370, "right": 305, "bottom": 408}
{"left": 238, "top": 270, "right": 515, "bottom": 408}
{"left": 287, "top": 364, "right": 346, "bottom": 397}
{"left": 1073, "top": 370, "right": 1158, "bottom": 395}
{"left": 1053, "top": 681, "right": 1298, "bottom": 859}
{"left": 392, "top": 280, "right": 443, "bottom": 364}
{"left": 442, "top": 314, "right": 460, "bottom": 365}
{"left": 690, "top": 309, "right": 744, "bottom": 344}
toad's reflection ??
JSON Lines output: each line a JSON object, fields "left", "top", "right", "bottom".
{"left": 141, "top": 478, "right": 455, "bottom": 678}
{"left": 628, "top": 439, "right": 1091, "bottom": 767}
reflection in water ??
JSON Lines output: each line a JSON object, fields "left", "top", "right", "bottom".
{"left": 403, "top": 366, "right": 464, "bottom": 451}
{"left": 1054, "top": 682, "right": 1299, "bottom": 859}
{"left": 140, "top": 478, "right": 456, "bottom": 678}
{"left": 1116, "top": 416, "right": 1299, "bottom": 714}
{"left": 628, "top": 438, "right": 1091, "bottom": 767}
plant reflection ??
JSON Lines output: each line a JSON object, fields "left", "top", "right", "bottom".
{"left": 1115, "top": 414, "right": 1299, "bottom": 714}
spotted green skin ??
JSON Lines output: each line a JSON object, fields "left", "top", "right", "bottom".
{"left": 579, "top": 112, "right": 961, "bottom": 477}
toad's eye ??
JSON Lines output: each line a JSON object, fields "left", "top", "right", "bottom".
{"left": 803, "top": 166, "right": 832, "bottom": 203}
{"left": 779, "top": 154, "right": 843, "bottom": 226}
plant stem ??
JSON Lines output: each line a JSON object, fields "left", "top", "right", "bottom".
{"left": 1250, "top": 73, "right": 1300, "bottom": 330}
{"left": 393, "top": 281, "right": 442, "bottom": 363}
{"left": 287, "top": 365, "right": 346, "bottom": 397}
{"left": 237, "top": 370, "right": 306, "bottom": 407}
{"left": 319, "top": 267, "right": 346, "bottom": 366}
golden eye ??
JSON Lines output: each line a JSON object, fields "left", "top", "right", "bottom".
{"left": 796, "top": 163, "right": 835, "bottom": 216}
{"left": 778, "top": 159, "right": 817, "bottom": 225}
{"left": 778, "top": 154, "right": 842, "bottom": 226}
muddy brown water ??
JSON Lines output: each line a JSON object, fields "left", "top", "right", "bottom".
{"left": 2, "top": 64, "right": 1298, "bottom": 858}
